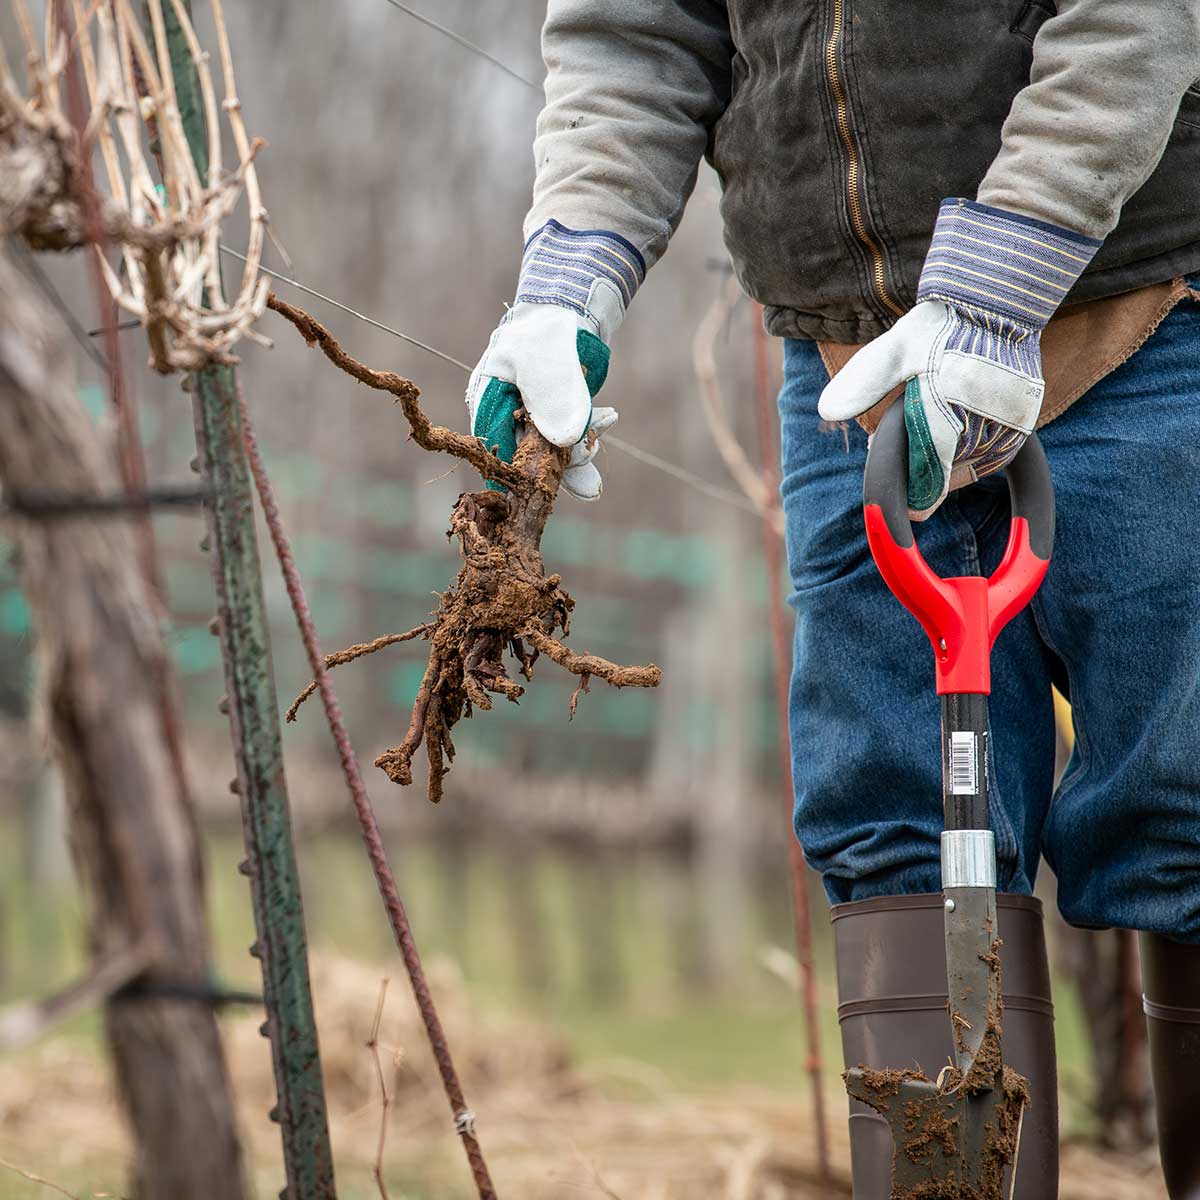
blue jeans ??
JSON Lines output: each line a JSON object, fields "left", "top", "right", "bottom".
{"left": 780, "top": 289, "right": 1200, "bottom": 941}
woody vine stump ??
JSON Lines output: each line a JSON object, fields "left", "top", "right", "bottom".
{"left": 270, "top": 295, "right": 661, "bottom": 803}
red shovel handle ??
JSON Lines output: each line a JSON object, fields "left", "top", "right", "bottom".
{"left": 862, "top": 400, "right": 1055, "bottom": 695}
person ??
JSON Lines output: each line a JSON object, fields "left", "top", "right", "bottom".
{"left": 465, "top": 3, "right": 1200, "bottom": 1196}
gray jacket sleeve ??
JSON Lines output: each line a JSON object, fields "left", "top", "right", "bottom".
{"left": 525, "top": 0, "right": 733, "bottom": 274}
{"left": 979, "top": 0, "right": 1200, "bottom": 239}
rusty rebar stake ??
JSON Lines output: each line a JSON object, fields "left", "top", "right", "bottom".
{"left": 240, "top": 390, "right": 499, "bottom": 1199}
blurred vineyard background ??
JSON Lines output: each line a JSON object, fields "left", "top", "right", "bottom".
{"left": 0, "top": 2, "right": 1171, "bottom": 1197}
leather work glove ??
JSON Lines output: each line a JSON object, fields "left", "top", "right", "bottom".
{"left": 466, "top": 220, "right": 644, "bottom": 500}
{"left": 818, "top": 199, "right": 1100, "bottom": 520}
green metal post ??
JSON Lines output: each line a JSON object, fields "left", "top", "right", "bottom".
{"left": 163, "top": 5, "right": 337, "bottom": 1196}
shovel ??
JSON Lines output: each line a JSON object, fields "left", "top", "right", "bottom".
{"left": 844, "top": 399, "right": 1055, "bottom": 1200}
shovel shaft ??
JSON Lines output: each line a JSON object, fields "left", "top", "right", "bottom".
{"left": 941, "top": 692, "right": 989, "bottom": 830}
{"left": 856, "top": 402, "right": 1051, "bottom": 1198}
{"left": 941, "top": 694, "right": 1000, "bottom": 1079}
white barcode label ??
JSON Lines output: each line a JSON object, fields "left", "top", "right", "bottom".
{"left": 949, "top": 732, "right": 978, "bottom": 795}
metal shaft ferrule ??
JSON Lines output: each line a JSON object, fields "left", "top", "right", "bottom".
{"left": 941, "top": 829, "right": 997, "bottom": 889}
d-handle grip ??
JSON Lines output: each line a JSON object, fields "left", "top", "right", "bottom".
{"left": 862, "top": 401, "right": 1055, "bottom": 694}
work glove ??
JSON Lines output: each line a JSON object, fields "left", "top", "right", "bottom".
{"left": 466, "top": 220, "right": 644, "bottom": 500}
{"left": 819, "top": 198, "right": 1100, "bottom": 520}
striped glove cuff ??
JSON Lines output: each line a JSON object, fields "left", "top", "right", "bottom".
{"left": 517, "top": 220, "right": 645, "bottom": 343}
{"left": 918, "top": 198, "right": 1102, "bottom": 333}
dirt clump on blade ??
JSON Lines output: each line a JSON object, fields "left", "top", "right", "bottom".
{"left": 269, "top": 295, "right": 661, "bottom": 803}
{"left": 901, "top": 1099, "right": 959, "bottom": 1165}
{"left": 844, "top": 1065, "right": 925, "bottom": 1108}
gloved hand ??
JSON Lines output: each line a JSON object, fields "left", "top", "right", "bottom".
{"left": 819, "top": 199, "right": 1100, "bottom": 520}
{"left": 466, "top": 221, "right": 644, "bottom": 500}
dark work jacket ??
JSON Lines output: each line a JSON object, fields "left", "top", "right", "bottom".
{"left": 708, "top": 2, "right": 1200, "bottom": 340}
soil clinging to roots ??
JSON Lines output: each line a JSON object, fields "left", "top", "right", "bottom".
{"left": 269, "top": 294, "right": 662, "bottom": 802}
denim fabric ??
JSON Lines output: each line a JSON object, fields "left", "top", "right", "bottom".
{"left": 780, "top": 287, "right": 1200, "bottom": 941}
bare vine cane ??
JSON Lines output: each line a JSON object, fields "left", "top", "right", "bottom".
{"left": 267, "top": 294, "right": 662, "bottom": 803}
{"left": 2, "top": 0, "right": 273, "bottom": 370}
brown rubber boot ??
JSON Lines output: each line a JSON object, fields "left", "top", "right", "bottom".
{"left": 833, "top": 893, "right": 1058, "bottom": 1199}
{"left": 1141, "top": 932, "right": 1200, "bottom": 1200}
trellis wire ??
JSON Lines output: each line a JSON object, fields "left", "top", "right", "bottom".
{"left": 218, "top": 245, "right": 764, "bottom": 517}
{"left": 378, "top": 0, "right": 541, "bottom": 91}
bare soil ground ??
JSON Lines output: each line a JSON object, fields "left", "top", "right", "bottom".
{"left": 0, "top": 954, "right": 1169, "bottom": 1199}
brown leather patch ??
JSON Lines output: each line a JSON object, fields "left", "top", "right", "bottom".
{"left": 819, "top": 279, "right": 1188, "bottom": 436}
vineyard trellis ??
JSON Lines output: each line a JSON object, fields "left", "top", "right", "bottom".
{"left": 165, "top": 1, "right": 498, "bottom": 1193}
{"left": 1, "top": 0, "right": 833, "bottom": 1195}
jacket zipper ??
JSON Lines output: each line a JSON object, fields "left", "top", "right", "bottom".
{"left": 824, "top": 0, "right": 905, "bottom": 318}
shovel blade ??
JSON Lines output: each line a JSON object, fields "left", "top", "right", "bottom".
{"left": 844, "top": 1065, "right": 1028, "bottom": 1200}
